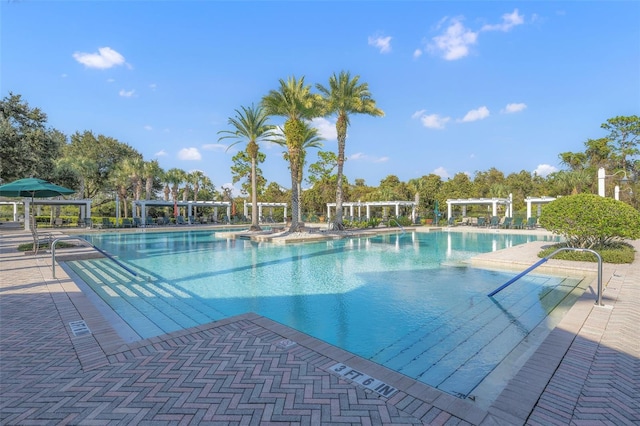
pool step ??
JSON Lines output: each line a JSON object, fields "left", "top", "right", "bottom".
{"left": 67, "top": 259, "right": 225, "bottom": 339}
{"left": 370, "top": 275, "right": 583, "bottom": 397}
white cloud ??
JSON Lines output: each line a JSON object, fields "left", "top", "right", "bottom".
{"left": 433, "top": 167, "right": 450, "bottom": 179}
{"left": 533, "top": 164, "right": 557, "bottom": 177}
{"left": 119, "top": 89, "right": 135, "bottom": 98}
{"left": 178, "top": 147, "right": 202, "bottom": 160}
{"left": 144, "top": 125, "right": 153, "bottom": 131}
{"left": 149, "top": 83, "right": 157, "bottom": 90}
{"left": 349, "top": 152, "right": 388, "bottom": 163}
{"left": 155, "top": 150, "right": 167, "bottom": 157}
{"left": 428, "top": 18, "right": 478, "bottom": 60}
{"left": 413, "top": 109, "right": 452, "bottom": 129}
{"left": 310, "top": 117, "right": 337, "bottom": 140}
{"left": 482, "top": 9, "right": 524, "bottom": 32}
{"left": 460, "top": 106, "right": 490, "bottom": 122}
{"left": 73, "top": 47, "right": 126, "bottom": 69}
{"left": 413, "top": 49, "right": 423, "bottom": 59}
{"left": 368, "top": 35, "right": 392, "bottom": 53}
{"left": 202, "top": 143, "right": 228, "bottom": 152}
{"left": 502, "top": 103, "right": 527, "bottom": 113}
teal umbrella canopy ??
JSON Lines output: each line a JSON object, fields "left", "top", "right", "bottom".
{"left": 0, "top": 178, "right": 75, "bottom": 198}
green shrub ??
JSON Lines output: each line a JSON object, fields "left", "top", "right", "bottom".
{"left": 538, "top": 242, "right": 635, "bottom": 264}
{"left": 539, "top": 194, "right": 640, "bottom": 248}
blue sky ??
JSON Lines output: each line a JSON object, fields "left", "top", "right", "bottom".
{"left": 2, "top": 1, "right": 639, "bottom": 194}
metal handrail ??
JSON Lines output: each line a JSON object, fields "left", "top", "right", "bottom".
{"left": 488, "top": 247, "right": 603, "bottom": 306}
{"left": 388, "top": 219, "right": 406, "bottom": 236}
{"left": 51, "top": 237, "right": 138, "bottom": 279}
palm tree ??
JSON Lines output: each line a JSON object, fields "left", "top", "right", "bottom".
{"left": 274, "top": 122, "right": 324, "bottom": 221}
{"left": 262, "top": 76, "right": 322, "bottom": 232}
{"left": 187, "top": 170, "right": 210, "bottom": 218}
{"left": 218, "top": 104, "right": 275, "bottom": 231}
{"left": 143, "top": 160, "right": 162, "bottom": 200}
{"left": 165, "top": 168, "right": 186, "bottom": 216}
{"left": 317, "top": 71, "right": 384, "bottom": 229}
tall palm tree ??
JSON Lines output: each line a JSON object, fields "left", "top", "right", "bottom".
{"left": 165, "top": 168, "right": 186, "bottom": 216}
{"left": 218, "top": 104, "right": 275, "bottom": 231}
{"left": 143, "top": 160, "right": 162, "bottom": 200}
{"left": 275, "top": 122, "right": 324, "bottom": 221}
{"left": 187, "top": 170, "right": 210, "bottom": 218}
{"left": 317, "top": 71, "right": 384, "bottom": 229}
{"left": 262, "top": 76, "right": 322, "bottom": 232}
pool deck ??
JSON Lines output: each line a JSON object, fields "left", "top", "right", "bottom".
{"left": 1, "top": 226, "right": 638, "bottom": 425}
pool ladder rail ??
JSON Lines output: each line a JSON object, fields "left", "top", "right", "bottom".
{"left": 51, "top": 237, "right": 140, "bottom": 280}
{"left": 487, "top": 247, "right": 603, "bottom": 306}
{"left": 388, "top": 219, "right": 406, "bottom": 236}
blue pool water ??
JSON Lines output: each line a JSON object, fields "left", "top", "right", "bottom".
{"left": 67, "top": 229, "right": 584, "bottom": 398}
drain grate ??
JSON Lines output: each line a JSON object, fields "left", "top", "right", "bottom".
{"left": 276, "top": 339, "right": 297, "bottom": 349}
{"left": 69, "top": 320, "right": 91, "bottom": 337}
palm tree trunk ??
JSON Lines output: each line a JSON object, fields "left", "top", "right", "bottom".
{"left": 250, "top": 156, "right": 261, "bottom": 231}
{"left": 334, "top": 116, "right": 347, "bottom": 229}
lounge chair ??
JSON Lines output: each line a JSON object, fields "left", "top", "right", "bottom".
{"left": 477, "top": 217, "right": 486, "bottom": 227}
{"left": 122, "top": 218, "right": 133, "bottom": 228}
{"left": 82, "top": 218, "right": 93, "bottom": 228}
{"left": 512, "top": 217, "right": 524, "bottom": 229}
{"left": 500, "top": 217, "right": 512, "bottom": 229}
{"left": 526, "top": 217, "right": 537, "bottom": 229}
{"left": 489, "top": 216, "right": 500, "bottom": 228}
{"left": 100, "top": 218, "right": 114, "bottom": 228}
{"left": 447, "top": 217, "right": 456, "bottom": 227}
{"left": 145, "top": 216, "right": 156, "bottom": 227}
{"left": 176, "top": 215, "right": 186, "bottom": 225}
{"left": 133, "top": 217, "right": 142, "bottom": 227}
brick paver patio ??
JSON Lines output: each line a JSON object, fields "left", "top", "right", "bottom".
{"left": 1, "top": 228, "right": 638, "bottom": 425}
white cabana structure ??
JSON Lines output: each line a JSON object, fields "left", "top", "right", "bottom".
{"left": 446, "top": 194, "right": 513, "bottom": 219}
{"left": 0, "top": 201, "right": 21, "bottom": 222}
{"left": 132, "top": 200, "right": 231, "bottom": 225}
{"left": 243, "top": 201, "right": 287, "bottom": 223}
{"left": 326, "top": 200, "right": 417, "bottom": 222}
{"left": 23, "top": 198, "right": 93, "bottom": 231}
{"left": 525, "top": 196, "right": 556, "bottom": 219}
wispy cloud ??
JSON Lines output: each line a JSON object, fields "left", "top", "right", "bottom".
{"left": 144, "top": 125, "right": 153, "bottom": 131}
{"left": 178, "top": 147, "right": 202, "bottom": 160}
{"left": 502, "top": 103, "right": 527, "bottom": 113}
{"left": 73, "top": 47, "right": 127, "bottom": 69}
{"left": 368, "top": 35, "right": 392, "bottom": 53}
{"left": 433, "top": 167, "right": 450, "bottom": 179}
{"left": 155, "top": 150, "right": 167, "bottom": 157}
{"left": 482, "top": 9, "right": 524, "bottom": 32}
{"left": 534, "top": 164, "right": 557, "bottom": 177}
{"left": 201, "top": 143, "right": 227, "bottom": 152}
{"left": 119, "top": 89, "right": 135, "bottom": 98}
{"left": 413, "top": 110, "right": 451, "bottom": 129}
{"left": 460, "top": 106, "right": 490, "bottom": 122}
{"left": 310, "top": 117, "right": 336, "bottom": 140}
{"left": 428, "top": 17, "right": 478, "bottom": 60}
{"left": 349, "top": 152, "right": 389, "bottom": 163}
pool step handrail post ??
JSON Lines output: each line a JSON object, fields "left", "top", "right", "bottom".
{"left": 488, "top": 247, "right": 603, "bottom": 306}
{"left": 388, "top": 218, "right": 406, "bottom": 236}
{"left": 52, "top": 237, "right": 138, "bottom": 279}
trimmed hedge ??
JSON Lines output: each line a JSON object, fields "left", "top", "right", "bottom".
{"left": 538, "top": 242, "right": 635, "bottom": 264}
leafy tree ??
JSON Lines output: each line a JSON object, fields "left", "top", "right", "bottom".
{"left": 262, "top": 182, "right": 289, "bottom": 204}
{"left": 316, "top": 71, "right": 384, "bottom": 229}
{"left": 230, "top": 150, "right": 266, "bottom": 200}
{"left": 601, "top": 115, "right": 640, "bottom": 172}
{"left": 218, "top": 104, "right": 275, "bottom": 230}
{"left": 539, "top": 193, "right": 640, "bottom": 249}
{"left": 64, "top": 130, "right": 141, "bottom": 199}
{"left": 0, "top": 93, "right": 65, "bottom": 182}
{"left": 262, "top": 76, "right": 321, "bottom": 231}
{"left": 307, "top": 150, "right": 338, "bottom": 186}
{"left": 143, "top": 159, "right": 163, "bottom": 200}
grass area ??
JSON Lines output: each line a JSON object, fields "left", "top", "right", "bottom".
{"left": 17, "top": 241, "right": 77, "bottom": 252}
{"left": 538, "top": 242, "right": 635, "bottom": 264}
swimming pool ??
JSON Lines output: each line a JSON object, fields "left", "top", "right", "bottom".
{"left": 67, "top": 229, "right": 585, "bottom": 398}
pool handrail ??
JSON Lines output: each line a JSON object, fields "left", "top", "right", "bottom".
{"left": 388, "top": 219, "right": 406, "bottom": 236}
{"left": 487, "top": 247, "right": 603, "bottom": 306}
{"left": 51, "top": 237, "right": 138, "bottom": 279}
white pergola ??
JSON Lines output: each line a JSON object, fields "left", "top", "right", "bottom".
{"left": 0, "top": 201, "right": 21, "bottom": 222}
{"left": 326, "top": 200, "right": 417, "bottom": 222}
{"left": 525, "top": 196, "right": 556, "bottom": 219}
{"left": 446, "top": 194, "right": 513, "bottom": 219}
{"left": 22, "top": 198, "right": 93, "bottom": 231}
{"left": 132, "top": 200, "right": 231, "bottom": 225}
{"left": 243, "top": 201, "right": 287, "bottom": 223}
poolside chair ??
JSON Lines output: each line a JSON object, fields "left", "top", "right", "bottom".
{"left": 477, "top": 217, "right": 486, "bottom": 227}
{"left": 101, "top": 218, "right": 114, "bottom": 229}
{"left": 511, "top": 217, "right": 524, "bottom": 229}
{"left": 526, "top": 217, "right": 537, "bottom": 229}
{"left": 145, "top": 216, "right": 156, "bottom": 227}
{"left": 447, "top": 217, "right": 456, "bottom": 227}
{"left": 133, "top": 217, "right": 142, "bottom": 228}
{"left": 500, "top": 217, "right": 512, "bottom": 229}
{"left": 122, "top": 218, "right": 133, "bottom": 228}
{"left": 176, "top": 215, "right": 186, "bottom": 225}
{"left": 82, "top": 217, "right": 93, "bottom": 228}
{"left": 489, "top": 216, "right": 500, "bottom": 228}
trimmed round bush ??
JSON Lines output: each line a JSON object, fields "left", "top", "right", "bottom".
{"left": 539, "top": 193, "right": 640, "bottom": 249}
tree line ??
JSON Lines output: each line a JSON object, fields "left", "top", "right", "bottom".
{"left": 1, "top": 86, "right": 638, "bottom": 227}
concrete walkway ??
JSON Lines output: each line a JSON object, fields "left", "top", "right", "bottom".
{"left": 1, "top": 228, "right": 638, "bottom": 425}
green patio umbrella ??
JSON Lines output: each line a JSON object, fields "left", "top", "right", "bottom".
{"left": 0, "top": 177, "right": 75, "bottom": 198}
{"left": 0, "top": 178, "right": 75, "bottom": 253}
